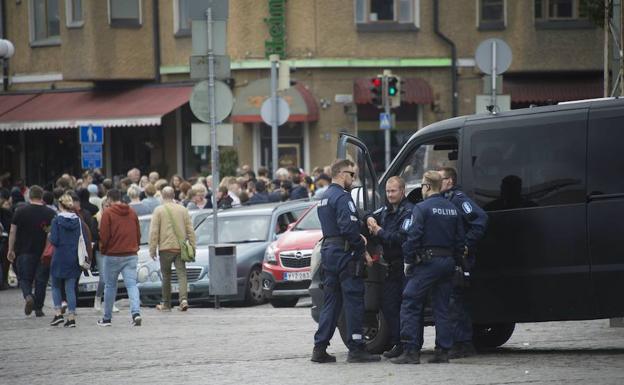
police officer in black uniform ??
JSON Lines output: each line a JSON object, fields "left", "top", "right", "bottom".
{"left": 439, "top": 167, "right": 488, "bottom": 358}
{"left": 365, "top": 176, "right": 413, "bottom": 359}
{"left": 391, "top": 171, "right": 464, "bottom": 364}
{"left": 311, "top": 159, "right": 380, "bottom": 363}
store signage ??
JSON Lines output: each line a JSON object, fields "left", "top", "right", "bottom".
{"left": 264, "top": 0, "right": 286, "bottom": 59}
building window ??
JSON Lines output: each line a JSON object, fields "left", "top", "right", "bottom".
{"left": 30, "top": 0, "right": 60, "bottom": 46}
{"left": 109, "top": 0, "right": 142, "bottom": 28}
{"left": 478, "top": 0, "right": 505, "bottom": 30}
{"left": 355, "top": 0, "right": 420, "bottom": 31}
{"left": 174, "top": 0, "right": 191, "bottom": 36}
{"left": 65, "top": 0, "right": 83, "bottom": 28}
{"left": 534, "top": 0, "right": 593, "bottom": 28}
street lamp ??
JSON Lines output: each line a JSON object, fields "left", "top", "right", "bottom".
{"left": 0, "top": 39, "right": 14, "bottom": 91}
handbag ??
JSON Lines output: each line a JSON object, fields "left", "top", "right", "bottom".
{"left": 164, "top": 205, "right": 195, "bottom": 262}
{"left": 77, "top": 218, "right": 91, "bottom": 270}
{"left": 41, "top": 240, "right": 54, "bottom": 266}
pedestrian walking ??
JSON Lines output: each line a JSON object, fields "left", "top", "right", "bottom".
{"left": 97, "top": 189, "right": 142, "bottom": 327}
{"left": 149, "top": 186, "right": 196, "bottom": 312}
{"left": 439, "top": 167, "right": 488, "bottom": 358}
{"left": 48, "top": 194, "right": 92, "bottom": 328}
{"left": 6, "top": 185, "right": 56, "bottom": 317}
{"left": 365, "top": 176, "right": 413, "bottom": 359}
{"left": 391, "top": 171, "right": 464, "bottom": 365}
{"left": 311, "top": 159, "right": 379, "bottom": 364}
{"left": 93, "top": 198, "right": 119, "bottom": 313}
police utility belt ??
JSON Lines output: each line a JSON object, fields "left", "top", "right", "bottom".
{"left": 323, "top": 236, "right": 350, "bottom": 252}
{"left": 414, "top": 247, "right": 454, "bottom": 264}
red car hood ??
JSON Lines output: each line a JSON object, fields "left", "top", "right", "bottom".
{"left": 276, "top": 229, "right": 323, "bottom": 250}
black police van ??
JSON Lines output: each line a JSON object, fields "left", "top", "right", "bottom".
{"left": 309, "top": 97, "right": 624, "bottom": 353}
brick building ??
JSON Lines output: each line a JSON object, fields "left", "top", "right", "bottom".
{"left": 0, "top": 0, "right": 603, "bottom": 185}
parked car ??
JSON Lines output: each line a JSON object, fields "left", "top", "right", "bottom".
{"left": 137, "top": 201, "right": 314, "bottom": 306}
{"left": 312, "top": 98, "right": 624, "bottom": 353}
{"left": 261, "top": 204, "right": 321, "bottom": 307}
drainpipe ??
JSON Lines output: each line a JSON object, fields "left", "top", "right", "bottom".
{"left": 1, "top": 0, "right": 8, "bottom": 91}
{"left": 152, "top": 0, "right": 161, "bottom": 83}
{"left": 433, "top": 0, "right": 458, "bottom": 117}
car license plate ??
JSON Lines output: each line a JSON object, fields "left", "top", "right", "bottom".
{"left": 86, "top": 282, "right": 99, "bottom": 292}
{"left": 284, "top": 271, "right": 311, "bottom": 281}
{"left": 171, "top": 284, "right": 179, "bottom": 293}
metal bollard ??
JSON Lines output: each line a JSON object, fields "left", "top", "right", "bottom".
{"left": 209, "top": 244, "right": 237, "bottom": 309}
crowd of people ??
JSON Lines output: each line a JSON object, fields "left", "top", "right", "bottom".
{"left": 0, "top": 164, "right": 333, "bottom": 327}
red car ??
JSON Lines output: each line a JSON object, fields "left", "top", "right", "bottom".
{"left": 261, "top": 204, "right": 321, "bottom": 307}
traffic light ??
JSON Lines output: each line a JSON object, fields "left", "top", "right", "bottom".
{"left": 370, "top": 75, "right": 384, "bottom": 108}
{"left": 387, "top": 75, "right": 401, "bottom": 108}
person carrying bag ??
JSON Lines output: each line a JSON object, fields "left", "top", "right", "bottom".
{"left": 148, "top": 187, "right": 196, "bottom": 312}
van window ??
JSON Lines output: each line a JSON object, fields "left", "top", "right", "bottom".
{"left": 397, "top": 137, "right": 458, "bottom": 193}
{"left": 588, "top": 108, "right": 624, "bottom": 195}
{"left": 470, "top": 121, "right": 585, "bottom": 210}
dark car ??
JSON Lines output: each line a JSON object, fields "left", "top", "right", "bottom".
{"left": 311, "top": 98, "right": 624, "bottom": 353}
{"left": 138, "top": 200, "right": 314, "bottom": 306}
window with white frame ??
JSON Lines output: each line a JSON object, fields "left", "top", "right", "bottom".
{"left": 65, "top": 0, "right": 83, "bottom": 28}
{"left": 109, "top": 0, "right": 141, "bottom": 28}
{"left": 355, "top": 0, "right": 420, "bottom": 31}
{"left": 478, "top": 0, "right": 505, "bottom": 30}
{"left": 30, "top": 0, "right": 60, "bottom": 45}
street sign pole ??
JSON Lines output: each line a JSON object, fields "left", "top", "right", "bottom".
{"left": 491, "top": 40, "right": 498, "bottom": 109}
{"left": 270, "top": 55, "right": 279, "bottom": 176}
{"left": 206, "top": 8, "right": 219, "bottom": 246}
{"left": 383, "top": 70, "right": 392, "bottom": 170}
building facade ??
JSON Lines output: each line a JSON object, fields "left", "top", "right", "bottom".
{"left": 0, "top": 0, "right": 603, "bottom": 185}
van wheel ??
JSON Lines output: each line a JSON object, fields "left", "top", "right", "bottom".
{"left": 245, "top": 267, "right": 266, "bottom": 306}
{"left": 338, "top": 310, "right": 390, "bottom": 354}
{"left": 270, "top": 298, "right": 300, "bottom": 308}
{"left": 472, "top": 323, "right": 515, "bottom": 349}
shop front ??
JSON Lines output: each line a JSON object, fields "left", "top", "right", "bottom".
{"left": 0, "top": 85, "right": 193, "bottom": 186}
{"left": 231, "top": 78, "right": 319, "bottom": 172}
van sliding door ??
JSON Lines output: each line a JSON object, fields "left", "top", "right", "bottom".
{"left": 587, "top": 102, "right": 624, "bottom": 318}
{"left": 463, "top": 109, "right": 592, "bottom": 323}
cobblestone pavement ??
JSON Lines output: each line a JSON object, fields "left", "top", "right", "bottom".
{"left": 0, "top": 288, "right": 623, "bottom": 385}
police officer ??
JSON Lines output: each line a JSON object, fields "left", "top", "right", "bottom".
{"left": 311, "top": 159, "right": 380, "bottom": 363}
{"left": 439, "top": 167, "right": 488, "bottom": 358}
{"left": 365, "top": 176, "right": 413, "bottom": 359}
{"left": 391, "top": 171, "right": 464, "bottom": 364}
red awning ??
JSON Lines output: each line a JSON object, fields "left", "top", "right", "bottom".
{"left": 503, "top": 78, "right": 603, "bottom": 104}
{"left": 0, "top": 85, "right": 193, "bottom": 131}
{"left": 354, "top": 77, "right": 433, "bottom": 105}
{"left": 231, "top": 80, "right": 318, "bottom": 123}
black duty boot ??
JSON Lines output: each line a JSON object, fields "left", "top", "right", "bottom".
{"left": 428, "top": 348, "right": 449, "bottom": 363}
{"left": 347, "top": 347, "right": 381, "bottom": 363}
{"left": 448, "top": 343, "right": 465, "bottom": 359}
{"left": 311, "top": 346, "right": 336, "bottom": 363}
{"left": 383, "top": 344, "right": 404, "bottom": 359}
{"left": 462, "top": 342, "right": 477, "bottom": 357}
{"left": 390, "top": 348, "right": 420, "bottom": 364}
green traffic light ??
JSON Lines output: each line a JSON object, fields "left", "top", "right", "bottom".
{"left": 388, "top": 87, "right": 397, "bottom": 96}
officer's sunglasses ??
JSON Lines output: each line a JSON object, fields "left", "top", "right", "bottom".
{"left": 341, "top": 171, "right": 355, "bottom": 178}
{"left": 421, "top": 183, "right": 430, "bottom": 190}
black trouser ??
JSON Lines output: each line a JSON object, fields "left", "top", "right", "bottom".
{"left": 0, "top": 238, "right": 9, "bottom": 288}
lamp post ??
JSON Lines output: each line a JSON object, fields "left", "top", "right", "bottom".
{"left": 0, "top": 39, "right": 15, "bottom": 91}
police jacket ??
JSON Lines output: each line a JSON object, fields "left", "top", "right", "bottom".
{"left": 367, "top": 198, "right": 413, "bottom": 262}
{"left": 402, "top": 193, "right": 465, "bottom": 265}
{"left": 444, "top": 186, "right": 488, "bottom": 250}
{"left": 318, "top": 183, "right": 365, "bottom": 269}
